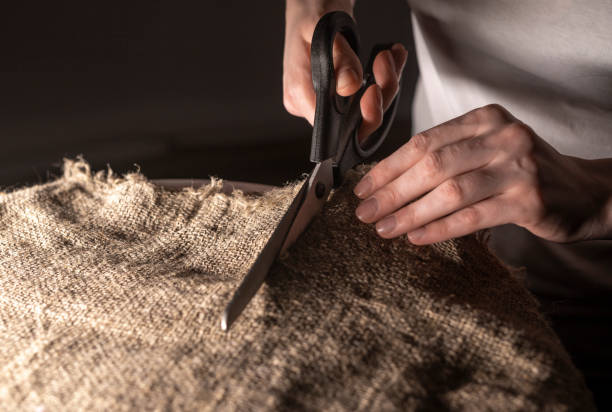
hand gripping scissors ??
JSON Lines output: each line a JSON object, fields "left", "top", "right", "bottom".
{"left": 221, "top": 11, "right": 401, "bottom": 330}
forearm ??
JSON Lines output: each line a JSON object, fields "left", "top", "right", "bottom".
{"left": 283, "top": 0, "right": 405, "bottom": 130}
{"left": 286, "top": 0, "right": 355, "bottom": 22}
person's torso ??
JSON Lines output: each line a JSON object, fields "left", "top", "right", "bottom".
{"left": 409, "top": 0, "right": 612, "bottom": 158}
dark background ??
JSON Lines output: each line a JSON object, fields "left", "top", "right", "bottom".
{"left": 0, "top": 0, "right": 417, "bottom": 189}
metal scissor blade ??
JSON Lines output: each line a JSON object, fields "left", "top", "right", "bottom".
{"left": 221, "top": 159, "right": 334, "bottom": 331}
{"left": 280, "top": 159, "right": 334, "bottom": 254}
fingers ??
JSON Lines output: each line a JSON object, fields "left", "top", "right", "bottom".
{"left": 374, "top": 167, "right": 509, "bottom": 238}
{"left": 405, "top": 194, "right": 516, "bottom": 244}
{"left": 283, "top": 32, "right": 363, "bottom": 125}
{"left": 283, "top": 25, "right": 408, "bottom": 140}
{"left": 351, "top": 103, "right": 551, "bottom": 244}
{"left": 357, "top": 43, "right": 408, "bottom": 143}
{"left": 354, "top": 105, "right": 507, "bottom": 199}
{"left": 357, "top": 85, "right": 383, "bottom": 143}
{"left": 355, "top": 133, "right": 497, "bottom": 224}
{"left": 373, "top": 45, "right": 407, "bottom": 111}
{"left": 390, "top": 43, "right": 409, "bottom": 77}
{"left": 333, "top": 34, "right": 363, "bottom": 96}
{"left": 355, "top": 103, "right": 560, "bottom": 244}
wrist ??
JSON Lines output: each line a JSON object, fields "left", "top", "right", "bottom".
{"left": 578, "top": 157, "right": 612, "bottom": 239}
{"left": 593, "top": 159, "right": 612, "bottom": 239}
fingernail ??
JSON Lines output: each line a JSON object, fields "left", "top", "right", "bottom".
{"left": 355, "top": 197, "right": 378, "bottom": 222}
{"left": 354, "top": 175, "right": 373, "bottom": 198}
{"left": 337, "top": 68, "right": 359, "bottom": 93}
{"left": 376, "top": 215, "right": 397, "bottom": 236}
{"left": 407, "top": 227, "right": 424, "bottom": 243}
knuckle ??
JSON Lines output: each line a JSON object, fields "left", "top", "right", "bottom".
{"left": 379, "top": 184, "right": 401, "bottom": 207}
{"left": 467, "top": 135, "right": 487, "bottom": 152}
{"left": 460, "top": 206, "right": 481, "bottom": 227}
{"left": 506, "top": 122, "right": 534, "bottom": 149}
{"left": 517, "top": 153, "right": 538, "bottom": 176}
{"left": 423, "top": 150, "right": 444, "bottom": 177}
{"left": 477, "top": 103, "right": 508, "bottom": 123}
{"left": 405, "top": 207, "right": 418, "bottom": 227}
{"left": 369, "top": 162, "right": 387, "bottom": 183}
{"left": 435, "top": 220, "right": 451, "bottom": 239}
{"left": 395, "top": 141, "right": 412, "bottom": 162}
{"left": 386, "top": 142, "right": 416, "bottom": 170}
{"left": 398, "top": 206, "right": 418, "bottom": 228}
{"left": 444, "top": 141, "right": 463, "bottom": 158}
{"left": 496, "top": 122, "right": 536, "bottom": 158}
{"left": 409, "top": 133, "right": 430, "bottom": 155}
{"left": 507, "top": 121, "right": 530, "bottom": 137}
{"left": 441, "top": 178, "right": 464, "bottom": 204}
{"left": 483, "top": 103, "right": 505, "bottom": 114}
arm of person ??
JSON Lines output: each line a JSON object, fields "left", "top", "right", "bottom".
{"left": 353, "top": 103, "right": 612, "bottom": 243}
{"left": 284, "top": 0, "right": 408, "bottom": 141}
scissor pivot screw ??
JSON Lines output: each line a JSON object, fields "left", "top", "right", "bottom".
{"left": 315, "top": 182, "right": 326, "bottom": 199}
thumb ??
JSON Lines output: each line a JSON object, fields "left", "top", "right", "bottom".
{"left": 333, "top": 34, "right": 363, "bottom": 97}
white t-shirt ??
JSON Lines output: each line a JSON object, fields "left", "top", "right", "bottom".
{"left": 408, "top": 1, "right": 612, "bottom": 298}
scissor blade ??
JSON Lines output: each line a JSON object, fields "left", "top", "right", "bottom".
{"left": 221, "top": 159, "right": 333, "bottom": 331}
{"left": 280, "top": 159, "right": 333, "bottom": 254}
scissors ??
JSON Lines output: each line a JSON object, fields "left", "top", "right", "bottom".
{"left": 221, "top": 11, "right": 401, "bottom": 330}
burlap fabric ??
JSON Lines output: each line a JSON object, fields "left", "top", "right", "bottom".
{"left": 0, "top": 160, "right": 594, "bottom": 411}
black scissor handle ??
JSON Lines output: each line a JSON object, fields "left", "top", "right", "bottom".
{"left": 310, "top": 11, "right": 360, "bottom": 164}
{"left": 310, "top": 11, "right": 401, "bottom": 186}
{"left": 334, "top": 43, "right": 401, "bottom": 185}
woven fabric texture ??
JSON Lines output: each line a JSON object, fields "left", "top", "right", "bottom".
{"left": 0, "top": 160, "right": 594, "bottom": 411}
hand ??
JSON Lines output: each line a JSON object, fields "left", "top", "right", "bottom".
{"left": 353, "top": 104, "right": 612, "bottom": 244}
{"left": 283, "top": 0, "right": 408, "bottom": 142}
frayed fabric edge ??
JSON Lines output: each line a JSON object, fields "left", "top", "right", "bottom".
{"left": 60, "top": 157, "right": 304, "bottom": 215}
